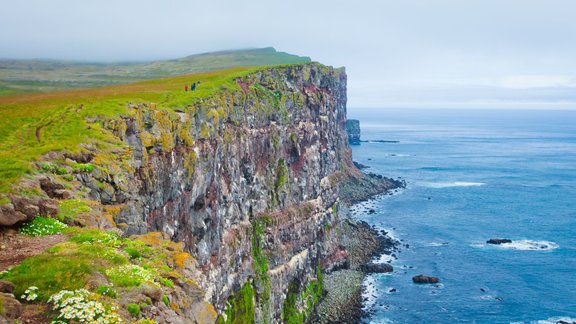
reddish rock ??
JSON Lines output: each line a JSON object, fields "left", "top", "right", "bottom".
{"left": 39, "top": 199, "right": 59, "bottom": 217}
{"left": 39, "top": 177, "right": 66, "bottom": 199}
{"left": 0, "top": 292, "right": 22, "bottom": 320}
{"left": 0, "top": 204, "right": 27, "bottom": 226}
{"left": 0, "top": 280, "right": 14, "bottom": 293}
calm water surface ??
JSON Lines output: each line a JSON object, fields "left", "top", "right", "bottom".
{"left": 348, "top": 109, "right": 576, "bottom": 324}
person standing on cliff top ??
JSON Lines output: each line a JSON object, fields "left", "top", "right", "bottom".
{"left": 185, "top": 85, "right": 188, "bottom": 92}
{"left": 191, "top": 82, "right": 196, "bottom": 91}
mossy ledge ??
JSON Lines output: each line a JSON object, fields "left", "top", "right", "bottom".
{"left": 0, "top": 62, "right": 376, "bottom": 323}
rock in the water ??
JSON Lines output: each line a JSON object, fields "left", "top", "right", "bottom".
{"left": 487, "top": 238, "right": 512, "bottom": 244}
{"left": 412, "top": 275, "right": 439, "bottom": 284}
{"left": 346, "top": 119, "right": 361, "bottom": 145}
{"left": 361, "top": 263, "right": 393, "bottom": 273}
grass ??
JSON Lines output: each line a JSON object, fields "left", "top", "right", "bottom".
{"left": 217, "top": 282, "right": 255, "bottom": 324}
{"left": 0, "top": 227, "right": 192, "bottom": 302}
{"left": 57, "top": 199, "right": 92, "bottom": 222}
{"left": 1, "top": 242, "right": 109, "bottom": 300}
{"left": 0, "top": 65, "right": 281, "bottom": 194}
{"left": 19, "top": 216, "right": 68, "bottom": 236}
{"left": 0, "top": 47, "right": 311, "bottom": 95}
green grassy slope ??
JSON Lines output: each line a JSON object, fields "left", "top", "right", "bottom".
{"left": 0, "top": 64, "right": 282, "bottom": 194}
{"left": 0, "top": 47, "right": 310, "bottom": 95}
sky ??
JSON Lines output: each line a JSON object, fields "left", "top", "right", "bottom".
{"left": 1, "top": 0, "right": 576, "bottom": 109}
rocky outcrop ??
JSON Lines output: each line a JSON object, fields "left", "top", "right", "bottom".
{"left": 487, "top": 238, "right": 512, "bottom": 244}
{"left": 50, "top": 63, "right": 350, "bottom": 322}
{"left": 412, "top": 275, "right": 440, "bottom": 284}
{"left": 345, "top": 119, "right": 361, "bottom": 145}
{"left": 1, "top": 62, "right": 401, "bottom": 323}
{"left": 0, "top": 292, "right": 22, "bottom": 321}
{"left": 361, "top": 263, "right": 393, "bottom": 273}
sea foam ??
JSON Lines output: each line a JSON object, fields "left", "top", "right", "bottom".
{"left": 473, "top": 240, "right": 559, "bottom": 251}
{"left": 498, "top": 240, "right": 559, "bottom": 251}
{"left": 511, "top": 316, "right": 576, "bottom": 324}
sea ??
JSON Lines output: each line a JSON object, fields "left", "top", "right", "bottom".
{"left": 347, "top": 108, "right": 576, "bottom": 324}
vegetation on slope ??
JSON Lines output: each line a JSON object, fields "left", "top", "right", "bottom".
{"left": 0, "top": 47, "right": 310, "bottom": 94}
{"left": 0, "top": 65, "right": 265, "bottom": 194}
{"left": 0, "top": 228, "right": 202, "bottom": 322}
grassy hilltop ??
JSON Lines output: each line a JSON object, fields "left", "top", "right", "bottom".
{"left": 0, "top": 47, "right": 310, "bottom": 95}
{"left": 0, "top": 48, "right": 311, "bottom": 195}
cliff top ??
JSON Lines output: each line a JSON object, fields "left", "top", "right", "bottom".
{"left": 0, "top": 47, "right": 311, "bottom": 95}
{"left": 0, "top": 62, "right": 338, "bottom": 196}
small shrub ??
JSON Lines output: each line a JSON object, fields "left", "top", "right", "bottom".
{"left": 62, "top": 174, "right": 74, "bottom": 181}
{"left": 48, "top": 289, "right": 122, "bottom": 323}
{"left": 105, "top": 264, "right": 155, "bottom": 287}
{"left": 124, "top": 247, "right": 142, "bottom": 259}
{"left": 158, "top": 277, "right": 174, "bottom": 288}
{"left": 127, "top": 303, "right": 141, "bottom": 317}
{"left": 162, "top": 294, "right": 169, "bottom": 307}
{"left": 96, "top": 285, "right": 117, "bottom": 298}
{"left": 58, "top": 199, "right": 92, "bottom": 222}
{"left": 19, "top": 217, "right": 67, "bottom": 236}
{"left": 71, "top": 163, "right": 95, "bottom": 173}
{"left": 20, "top": 286, "right": 39, "bottom": 301}
{"left": 69, "top": 229, "right": 122, "bottom": 248}
{"left": 40, "top": 163, "right": 68, "bottom": 175}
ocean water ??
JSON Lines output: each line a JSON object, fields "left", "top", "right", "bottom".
{"left": 348, "top": 109, "right": 576, "bottom": 324}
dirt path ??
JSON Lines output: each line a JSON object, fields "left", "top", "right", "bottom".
{"left": 0, "top": 229, "right": 66, "bottom": 271}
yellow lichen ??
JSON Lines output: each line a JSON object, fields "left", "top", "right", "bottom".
{"left": 138, "top": 232, "right": 163, "bottom": 247}
{"left": 160, "top": 133, "right": 174, "bottom": 151}
{"left": 140, "top": 131, "right": 155, "bottom": 148}
{"left": 173, "top": 252, "right": 192, "bottom": 269}
{"left": 103, "top": 204, "right": 124, "bottom": 216}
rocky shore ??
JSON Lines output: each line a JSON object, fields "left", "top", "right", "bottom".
{"left": 313, "top": 170, "right": 403, "bottom": 323}
{"left": 340, "top": 171, "right": 405, "bottom": 205}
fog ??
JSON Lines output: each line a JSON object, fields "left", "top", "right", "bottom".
{"left": 2, "top": 0, "right": 575, "bottom": 109}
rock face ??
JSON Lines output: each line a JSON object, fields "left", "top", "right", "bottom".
{"left": 69, "top": 63, "right": 351, "bottom": 321}
{"left": 345, "top": 119, "right": 361, "bottom": 145}
{"left": 412, "top": 275, "right": 440, "bottom": 284}
{"left": 487, "top": 238, "right": 512, "bottom": 245}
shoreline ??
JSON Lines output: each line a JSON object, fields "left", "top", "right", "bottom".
{"left": 313, "top": 171, "right": 404, "bottom": 323}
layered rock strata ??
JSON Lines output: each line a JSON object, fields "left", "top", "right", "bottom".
{"left": 87, "top": 63, "right": 349, "bottom": 322}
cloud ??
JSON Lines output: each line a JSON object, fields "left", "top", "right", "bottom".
{"left": 499, "top": 75, "right": 576, "bottom": 89}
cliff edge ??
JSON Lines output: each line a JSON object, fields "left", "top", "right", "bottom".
{"left": 0, "top": 62, "right": 357, "bottom": 323}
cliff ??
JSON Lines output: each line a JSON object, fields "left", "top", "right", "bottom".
{"left": 0, "top": 62, "right": 361, "bottom": 323}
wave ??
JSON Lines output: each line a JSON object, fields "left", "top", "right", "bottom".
{"left": 420, "top": 181, "right": 485, "bottom": 188}
{"left": 426, "top": 242, "right": 450, "bottom": 247}
{"left": 511, "top": 316, "right": 576, "bottom": 324}
{"left": 472, "top": 240, "right": 559, "bottom": 251}
{"left": 498, "top": 240, "right": 559, "bottom": 251}
{"left": 362, "top": 275, "right": 378, "bottom": 311}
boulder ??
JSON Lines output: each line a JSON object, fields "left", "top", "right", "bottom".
{"left": 39, "top": 199, "right": 59, "bottom": 217}
{"left": 412, "top": 275, "right": 439, "bottom": 284}
{"left": 40, "top": 177, "right": 67, "bottom": 199}
{"left": 361, "top": 263, "right": 393, "bottom": 273}
{"left": 486, "top": 238, "right": 512, "bottom": 245}
{"left": 0, "top": 280, "right": 14, "bottom": 294}
{"left": 0, "top": 204, "right": 27, "bottom": 226}
{"left": 0, "top": 292, "right": 22, "bottom": 320}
